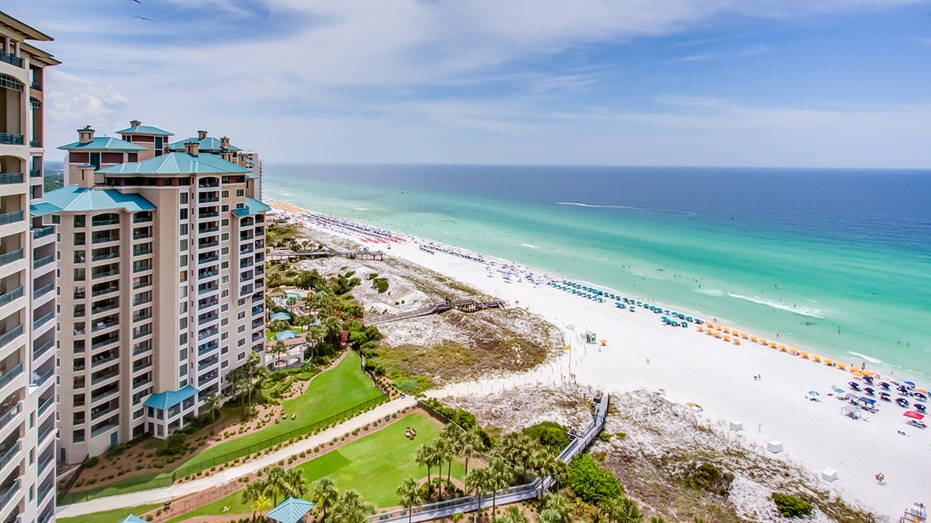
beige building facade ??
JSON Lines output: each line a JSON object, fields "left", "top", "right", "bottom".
{"left": 40, "top": 128, "right": 268, "bottom": 463}
{"left": 0, "top": 11, "right": 59, "bottom": 523}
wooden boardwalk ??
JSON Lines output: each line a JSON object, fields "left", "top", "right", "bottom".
{"left": 270, "top": 249, "right": 385, "bottom": 261}
{"left": 364, "top": 299, "right": 506, "bottom": 326}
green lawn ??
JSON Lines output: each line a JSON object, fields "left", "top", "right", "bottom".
{"left": 58, "top": 503, "right": 161, "bottom": 523}
{"left": 166, "top": 412, "right": 464, "bottom": 522}
{"left": 176, "top": 351, "right": 384, "bottom": 472}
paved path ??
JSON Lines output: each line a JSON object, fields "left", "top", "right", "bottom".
{"left": 57, "top": 396, "right": 417, "bottom": 518}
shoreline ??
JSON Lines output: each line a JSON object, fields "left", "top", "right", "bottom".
{"left": 268, "top": 200, "right": 930, "bottom": 519}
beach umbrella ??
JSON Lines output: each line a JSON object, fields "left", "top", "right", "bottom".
{"left": 769, "top": 342, "right": 778, "bottom": 348}
{"left": 812, "top": 355, "right": 821, "bottom": 362}
{"left": 904, "top": 411, "right": 924, "bottom": 420}
{"left": 808, "top": 391, "right": 820, "bottom": 398}
{"left": 800, "top": 352, "right": 809, "bottom": 359}
{"left": 822, "top": 358, "right": 832, "bottom": 365}
{"left": 749, "top": 335, "right": 757, "bottom": 342}
{"left": 758, "top": 338, "right": 767, "bottom": 345}
{"left": 837, "top": 363, "right": 847, "bottom": 370}
{"left": 904, "top": 380, "right": 916, "bottom": 389}
{"left": 778, "top": 344, "right": 787, "bottom": 351}
{"left": 916, "top": 388, "right": 928, "bottom": 395}
{"left": 833, "top": 387, "right": 845, "bottom": 394}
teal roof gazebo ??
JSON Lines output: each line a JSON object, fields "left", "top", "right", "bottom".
{"left": 118, "top": 515, "right": 149, "bottom": 523}
{"left": 269, "top": 312, "right": 291, "bottom": 322}
{"left": 274, "top": 330, "right": 297, "bottom": 341}
{"left": 267, "top": 497, "right": 315, "bottom": 523}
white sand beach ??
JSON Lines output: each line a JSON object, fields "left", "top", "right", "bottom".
{"left": 271, "top": 203, "right": 930, "bottom": 519}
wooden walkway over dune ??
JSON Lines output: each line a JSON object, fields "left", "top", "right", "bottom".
{"left": 270, "top": 249, "right": 385, "bottom": 261}
{"left": 364, "top": 299, "right": 506, "bottom": 326}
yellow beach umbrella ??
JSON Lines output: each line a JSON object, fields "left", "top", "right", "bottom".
{"left": 861, "top": 370, "right": 875, "bottom": 377}
{"left": 750, "top": 335, "right": 758, "bottom": 342}
{"left": 723, "top": 335, "right": 731, "bottom": 342}
{"left": 837, "top": 363, "right": 847, "bottom": 371}
{"left": 723, "top": 327, "right": 731, "bottom": 334}
{"left": 789, "top": 348, "right": 799, "bottom": 355}
{"left": 733, "top": 339, "right": 741, "bottom": 345}
{"left": 769, "top": 341, "right": 778, "bottom": 348}
{"left": 800, "top": 352, "right": 809, "bottom": 359}
{"left": 759, "top": 338, "right": 767, "bottom": 345}
{"left": 812, "top": 355, "right": 821, "bottom": 362}
{"left": 778, "top": 344, "right": 787, "bottom": 351}
{"left": 740, "top": 333, "right": 749, "bottom": 340}
{"left": 823, "top": 358, "right": 833, "bottom": 365}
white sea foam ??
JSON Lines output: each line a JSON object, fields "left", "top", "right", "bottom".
{"left": 554, "top": 201, "right": 697, "bottom": 217}
{"left": 727, "top": 293, "right": 826, "bottom": 319}
{"left": 846, "top": 351, "right": 884, "bottom": 365}
{"left": 694, "top": 288, "right": 724, "bottom": 297}
{"left": 520, "top": 243, "right": 540, "bottom": 249}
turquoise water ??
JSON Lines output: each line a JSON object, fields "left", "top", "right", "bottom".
{"left": 262, "top": 164, "right": 931, "bottom": 379}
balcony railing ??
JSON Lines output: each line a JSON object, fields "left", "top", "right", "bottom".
{"left": 0, "top": 134, "right": 24, "bottom": 146}
{"left": 0, "top": 286, "right": 23, "bottom": 307}
{"left": 91, "top": 302, "right": 118, "bottom": 315}
{"left": 90, "top": 336, "right": 118, "bottom": 351}
{"left": 29, "top": 168, "right": 42, "bottom": 178}
{"left": 0, "top": 402, "right": 22, "bottom": 435}
{"left": 198, "top": 225, "right": 219, "bottom": 234}
{"left": 0, "top": 440, "right": 20, "bottom": 473}
{"left": 198, "top": 240, "right": 219, "bottom": 249}
{"left": 0, "top": 50, "right": 22, "bottom": 67}
{"left": 32, "top": 226, "right": 54, "bottom": 239}
{"left": 90, "top": 422, "right": 118, "bottom": 438}
{"left": 32, "top": 369, "right": 52, "bottom": 387}
{"left": 92, "top": 320, "right": 118, "bottom": 332}
{"left": 0, "top": 248, "right": 23, "bottom": 267}
{"left": 32, "top": 254, "right": 54, "bottom": 269}
{"left": 37, "top": 395, "right": 53, "bottom": 417}
{"left": 91, "top": 269, "right": 118, "bottom": 279}
{"left": 33, "top": 311, "right": 54, "bottom": 330}
{"left": 30, "top": 81, "right": 42, "bottom": 91}
{"left": 92, "top": 234, "right": 119, "bottom": 244}
{"left": 0, "top": 361, "right": 23, "bottom": 391}
{"left": 0, "top": 324, "right": 24, "bottom": 350}
{"left": 0, "top": 480, "right": 20, "bottom": 518}
{"left": 29, "top": 139, "right": 41, "bottom": 148}
{"left": 0, "top": 211, "right": 24, "bottom": 226}
{"left": 33, "top": 339, "right": 54, "bottom": 360}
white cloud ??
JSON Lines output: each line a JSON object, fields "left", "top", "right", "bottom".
{"left": 44, "top": 70, "right": 130, "bottom": 157}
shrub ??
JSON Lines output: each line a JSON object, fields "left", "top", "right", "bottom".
{"left": 772, "top": 492, "right": 813, "bottom": 518}
{"left": 84, "top": 456, "right": 99, "bottom": 468}
{"left": 523, "top": 421, "right": 571, "bottom": 451}
{"left": 598, "top": 432, "right": 612, "bottom": 442}
{"left": 568, "top": 454, "right": 623, "bottom": 505}
{"left": 680, "top": 462, "right": 734, "bottom": 496}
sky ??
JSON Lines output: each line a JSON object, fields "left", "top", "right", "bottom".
{"left": 11, "top": 0, "right": 931, "bottom": 167}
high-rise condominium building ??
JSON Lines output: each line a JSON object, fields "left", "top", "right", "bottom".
{"left": 0, "top": 11, "right": 60, "bottom": 523}
{"left": 38, "top": 125, "right": 268, "bottom": 463}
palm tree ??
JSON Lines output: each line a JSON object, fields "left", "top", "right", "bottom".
{"left": 460, "top": 428, "right": 485, "bottom": 480}
{"left": 415, "top": 443, "right": 438, "bottom": 490}
{"left": 269, "top": 340, "right": 288, "bottom": 369}
{"left": 264, "top": 466, "right": 288, "bottom": 505}
{"left": 331, "top": 489, "right": 372, "bottom": 523}
{"left": 433, "top": 438, "right": 452, "bottom": 495}
{"left": 538, "top": 493, "right": 572, "bottom": 523}
{"left": 284, "top": 468, "right": 307, "bottom": 498}
{"left": 396, "top": 477, "right": 421, "bottom": 523}
{"left": 441, "top": 425, "right": 463, "bottom": 483}
{"left": 600, "top": 497, "right": 642, "bottom": 523}
{"left": 311, "top": 478, "right": 338, "bottom": 520}
{"left": 486, "top": 458, "right": 513, "bottom": 516}
{"left": 498, "top": 506, "right": 529, "bottom": 523}
{"left": 532, "top": 448, "right": 562, "bottom": 497}
{"left": 252, "top": 494, "right": 272, "bottom": 522}
{"left": 241, "top": 481, "right": 267, "bottom": 523}
{"left": 203, "top": 392, "right": 223, "bottom": 421}
{"left": 465, "top": 467, "right": 493, "bottom": 516}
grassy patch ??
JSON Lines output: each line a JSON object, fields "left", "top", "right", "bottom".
{"left": 167, "top": 412, "right": 464, "bottom": 521}
{"left": 58, "top": 504, "right": 161, "bottom": 523}
{"left": 176, "top": 351, "right": 384, "bottom": 471}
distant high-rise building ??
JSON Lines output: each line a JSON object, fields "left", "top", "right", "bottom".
{"left": 41, "top": 127, "right": 268, "bottom": 463}
{"left": 0, "top": 10, "right": 60, "bottom": 523}
{"left": 237, "top": 151, "right": 262, "bottom": 200}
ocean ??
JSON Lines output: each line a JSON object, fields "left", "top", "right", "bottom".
{"left": 261, "top": 164, "right": 931, "bottom": 379}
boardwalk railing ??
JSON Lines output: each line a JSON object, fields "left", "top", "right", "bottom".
{"left": 370, "top": 393, "right": 609, "bottom": 523}
{"left": 365, "top": 299, "right": 505, "bottom": 326}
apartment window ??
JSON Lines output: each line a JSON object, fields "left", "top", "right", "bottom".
{"left": 221, "top": 318, "right": 229, "bottom": 326}
{"left": 222, "top": 219, "right": 229, "bottom": 226}
{"left": 180, "top": 193, "right": 188, "bottom": 204}
{"left": 180, "top": 255, "right": 188, "bottom": 267}
{"left": 74, "top": 268, "right": 85, "bottom": 280}
{"left": 221, "top": 247, "right": 229, "bottom": 255}
{"left": 74, "top": 232, "right": 85, "bottom": 245}
{"left": 221, "top": 304, "right": 228, "bottom": 312}
{"left": 221, "top": 205, "right": 229, "bottom": 212}
{"left": 221, "top": 360, "right": 229, "bottom": 369}
{"left": 180, "top": 208, "right": 188, "bottom": 220}
{"left": 73, "top": 430, "right": 85, "bottom": 443}
{"left": 222, "top": 190, "right": 229, "bottom": 198}
{"left": 221, "top": 345, "right": 228, "bottom": 354}
{"left": 134, "top": 211, "right": 152, "bottom": 223}
{"left": 179, "top": 348, "right": 187, "bottom": 361}
{"left": 237, "top": 338, "right": 245, "bottom": 347}
{"left": 238, "top": 352, "right": 246, "bottom": 360}
{"left": 221, "top": 262, "right": 229, "bottom": 270}
{"left": 180, "top": 239, "right": 187, "bottom": 250}
{"left": 236, "top": 189, "right": 244, "bottom": 197}
{"left": 221, "top": 332, "right": 228, "bottom": 340}
{"left": 74, "top": 215, "right": 85, "bottom": 227}
{"left": 237, "top": 325, "right": 245, "bottom": 333}
{"left": 180, "top": 317, "right": 187, "bottom": 329}
{"left": 222, "top": 276, "right": 229, "bottom": 284}
{"left": 180, "top": 365, "right": 187, "bottom": 376}
{"left": 180, "top": 224, "right": 188, "bottom": 235}
{"left": 133, "top": 409, "right": 144, "bottom": 420}
{"left": 237, "top": 311, "right": 245, "bottom": 320}
{"left": 221, "top": 233, "right": 229, "bottom": 241}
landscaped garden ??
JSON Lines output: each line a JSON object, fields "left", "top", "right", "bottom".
{"left": 57, "top": 503, "right": 160, "bottom": 523}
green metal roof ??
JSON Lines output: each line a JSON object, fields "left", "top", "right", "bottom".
{"left": 58, "top": 137, "right": 146, "bottom": 152}
{"left": 167, "top": 136, "right": 241, "bottom": 152}
{"left": 116, "top": 124, "right": 173, "bottom": 136}
{"left": 231, "top": 196, "right": 271, "bottom": 217}
{"left": 30, "top": 185, "right": 155, "bottom": 216}
{"left": 98, "top": 152, "right": 250, "bottom": 176}
{"left": 143, "top": 385, "right": 199, "bottom": 410}
{"left": 118, "top": 515, "right": 149, "bottom": 523}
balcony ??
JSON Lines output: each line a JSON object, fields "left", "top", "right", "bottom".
{"left": 198, "top": 240, "right": 219, "bottom": 249}
{"left": 198, "top": 225, "right": 219, "bottom": 234}
{"left": 33, "top": 283, "right": 53, "bottom": 300}
{"left": 37, "top": 395, "right": 53, "bottom": 417}
{"left": 198, "top": 284, "right": 218, "bottom": 296}
{"left": 0, "top": 50, "right": 23, "bottom": 67}
{"left": 240, "top": 246, "right": 254, "bottom": 255}
{"left": 0, "top": 324, "right": 24, "bottom": 350}
{"left": 132, "top": 229, "right": 152, "bottom": 240}
{"left": 92, "top": 249, "right": 118, "bottom": 262}
{"left": 91, "top": 216, "right": 120, "bottom": 226}
{"left": 92, "top": 234, "right": 119, "bottom": 244}
{"left": 132, "top": 359, "right": 150, "bottom": 373}
{"left": 198, "top": 269, "right": 218, "bottom": 279}
{"left": 0, "top": 211, "right": 23, "bottom": 226}
{"left": 0, "top": 441, "right": 20, "bottom": 473}
{"left": 197, "top": 255, "right": 218, "bottom": 265}
{"left": 133, "top": 293, "right": 152, "bottom": 306}
{"left": 132, "top": 310, "right": 151, "bottom": 323}
{"left": 197, "top": 340, "right": 218, "bottom": 356}
{"left": 252, "top": 318, "right": 263, "bottom": 329}
{"left": 198, "top": 298, "right": 218, "bottom": 309}
{"left": 0, "top": 402, "right": 21, "bottom": 435}
{"left": 132, "top": 260, "right": 152, "bottom": 273}
{"left": 91, "top": 351, "right": 119, "bottom": 368}
{"left": 32, "top": 369, "right": 52, "bottom": 387}
{"left": 91, "top": 267, "right": 119, "bottom": 279}
{"left": 198, "top": 211, "right": 219, "bottom": 220}
{"left": 32, "top": 226, "right": 54, "bottom": 239}
{"left": 132, "top": 325, "right": 152, "bottom": 339}
{"left": 132, "top": 375, "right": 151, "bottom": 389}
{"left": 33, "top": 339, "right": 54, "bottom": 360}
{"left": 198, "top": 196, "right": 219, "bottom": 204}
{"left": 0, "top": 480, "right": 20, "bottom": 520}
{"left": 0, "top": 134, "right": 23, "bottom": 146}
{"left": 29, "top": 139, "right": 41, "bottom": 148}
{"left": 29, "top": 168, "right": 42, "bottom": 178}
{"left": 91, "top": 301, "right": 118, "bottom": 315}
{"left": 90, "top": 384, "right": 119, "bottom": 403}
{"left": 91, "top": 369, "right": 119, "bottom": 385}
{"left": 33, "top": 311, "right": 53, "bottom": 330}
{"left": 132, "top": 244, "right": 152, "bottom": 256}
{"left": 90, "top": 335, "right": 118, "bottom": 351}
{"left": 132, "top": 340, "right": 151, "bottom": 356}
{"left": 0, "top": 286, "right": 22, "bottom": 307}
{"left": 0, "top": 361, "right": 23, "bottom": 391}
{"left": 0, "top": 249, "right": 24, "bottom": 267}
{"left": 32, "top": 254, "right": 53, "bottom": 269}
{"left": 90, "top": 421, "right": 118, "bottom": 438}
{"left": 197, "top": 327, "right": 218, "bottom": 341}
{"left": 91, "top": 283, "right": 119, "bottom": 297}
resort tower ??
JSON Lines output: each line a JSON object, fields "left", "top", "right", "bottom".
{"left": 0, "top": 11, "right": 60, "bottom": 523}
{"left": 40, "top": 127, "right": 268, "bottom": 463}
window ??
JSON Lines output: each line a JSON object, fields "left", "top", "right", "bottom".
{"left": 237, "top": 338, "right": 245, "bottom": 347}
{"left": 222, "top": 190, "right": 229, "bottom": 198}
{"left": 237, "top": 311, "right": 245, "bottom": 320}
{"left": 180, "top": 348, "right": 187, "bottom": 360}
{"left": 180, "top": 239, "right": 187, "bottom": 250}
{"left": 237, "top": 325, "right": 245, "bottom": 333}
{"left": 180, "top": 224, "right": 188, "bottom": 235}
{"left": 221, "top": 247, "right": 229, "bottom": 255}
{"left": 221, "top": 205, "right": 229, "bottom": 212}
{"left": 180, "top": 255, "right": 187, "bottom": 267}
{"left": 221, "top": 233, "right": 229, "bottom": 241}
{"left": 74, "top": 232, "right": 85, "bottom": 245}
{"left": 74, "top": 215, "right": 85, "bottom": 227}
{"left": 236, "top": 189, "right": 244, "bottom": 197}
{"left": 222, "top": 219, "right": 229, "bottom": 226}
{"left": 238, "top": 352, "right": 245, "bottom": 360}
{"left": 180, "top": 209, "right": 188, "bottom": 220}
{"left": 180, "top": 193, "right": 188, "bottom": 204}
{"left": 74, "top": 268, "right": 85, "bottom": 280}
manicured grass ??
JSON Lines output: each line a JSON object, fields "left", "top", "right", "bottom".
{"left": 58, "top": 503, "right": 161, "bottom": 523}
{"left": 176, "top": 351, "right": 384, "bottom": 471}
{"left": 295, "top": 411, "right": 465, "bottom": 507}
{"left": 166, "top": 413, "right": 465, "bottom": 521}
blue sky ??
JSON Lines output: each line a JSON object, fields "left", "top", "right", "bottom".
{"left": 12, "top": 0, "right": 931, "bottom": 167}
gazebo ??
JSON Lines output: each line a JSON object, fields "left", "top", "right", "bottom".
{"left": 269, "top": 312, "right": 292, "bottom": 322}
{"left": 267, "top": 496, "right": 316, "bottom": 523}
{"left": 118, "top": 515, "right": 148, "bottom": 523}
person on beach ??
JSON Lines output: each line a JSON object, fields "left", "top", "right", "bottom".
{"left": 875, "top": 472, "right": 884, "bottom": 484}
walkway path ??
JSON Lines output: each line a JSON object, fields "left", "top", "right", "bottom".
{"left": 57, "top": 396, "right": 417, "bottom": 518}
